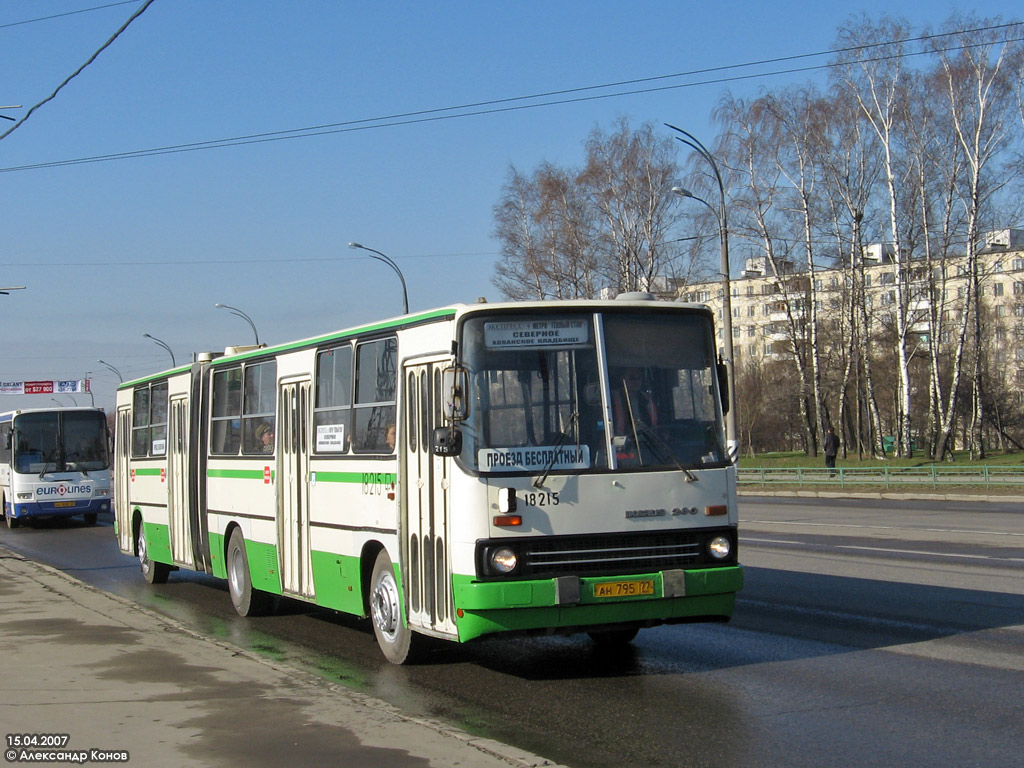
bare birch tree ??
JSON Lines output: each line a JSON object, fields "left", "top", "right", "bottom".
{"left": 930, "top": 15, "right": 1024, "bottom": 459}
{"left": 492, "top": 119, "right": 698, "bottom": 300}
{"left": 834, "top": 14, "right": 918, "bottom": 457}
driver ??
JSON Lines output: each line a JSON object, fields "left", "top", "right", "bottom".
{"left": 612, "top": 367, "right": 658, "bottom": 435}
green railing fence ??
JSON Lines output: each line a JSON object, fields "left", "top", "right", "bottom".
{"left": 737, "top": 466, "right": 1024, "bottom": 490}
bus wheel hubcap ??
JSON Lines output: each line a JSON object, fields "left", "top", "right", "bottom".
{"left": 373, "top": 577, "right": 399, "bottom": 638}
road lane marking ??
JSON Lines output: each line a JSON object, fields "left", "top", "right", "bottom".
{"left": 741, "top": 519, "right": 1024, "bottom": 537}
{"left": 743, "top": 537, "right": 1024, "bottom": 563}
{"left": 837, "top": 545, "right": 1024, "bottom": 563}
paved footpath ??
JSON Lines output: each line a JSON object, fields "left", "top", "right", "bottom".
{"left": 0, "top": 550, "right": 560, "bottom": 768}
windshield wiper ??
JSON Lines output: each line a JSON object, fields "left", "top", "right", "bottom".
{"left": 635, "top": 422, "right": 698, "bottom": 483}
{"left": 533, "top": 411, "right": 579, "bottom": 489}
{"left": 66, "top": 460, "right": 90, "bottom": 477}
{"left": 38, "top": 452, "right": 58, "bottom": 479}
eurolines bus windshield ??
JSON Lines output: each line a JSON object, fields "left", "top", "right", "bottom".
{"left": 1, "top": 407, "right": 112, "bottom": 528}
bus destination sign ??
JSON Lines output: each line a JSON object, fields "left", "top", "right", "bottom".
{"left": 484, "top": 319, "right": 589, "bottom": 349}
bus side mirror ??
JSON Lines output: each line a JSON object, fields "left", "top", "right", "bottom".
{"left": 442, "top": 367, "right": 469, "bottom": 421}
{"left": 432, "top": 427, "right": 463, "bottom": 457}
{"left": 4, "top": 429, "right": 13, "bottom": 450}
{"left": 717, "top": 362, "right": 729, "bottom": 415}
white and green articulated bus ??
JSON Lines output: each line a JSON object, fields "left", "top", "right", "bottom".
{"left": 2, "top": 407, "right": 112, "bottom": 529}
{"left": 114, "top": 296, "right": 743, "bottom": 663}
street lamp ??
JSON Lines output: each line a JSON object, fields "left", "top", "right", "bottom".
{"left": 83, "top": 372, "right": 95, "bottom": 406}
{"left": 143, "top": 333, "right": 176, "bottom": 368}
{"left": 97, "top": 360, "right": 123, "bottom": 383}
{"left": 348, "top": 242, "right": 409, "bottom": 315}
{"left": 215, "top": 303, "right": 260, "bottom": 345}
{"left": 666, "top": 123, "right": 736, "bottom": 460}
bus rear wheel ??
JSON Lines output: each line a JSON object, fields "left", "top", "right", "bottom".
{"left": 370, "top": 549, "right": 418, "bottom": 664}
{"left": 226, "top": 528, "right": 272, "bottom": 617}
{"left": 138, "top": 524, "right": 170, "bottom": 585}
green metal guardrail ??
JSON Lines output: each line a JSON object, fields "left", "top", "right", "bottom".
{"left": 737, "top": 466, "right": 1024, "bottom": 489}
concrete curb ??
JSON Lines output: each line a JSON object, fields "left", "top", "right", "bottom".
{"left": 0, "top": 547, "right": 564, "bottom": 768}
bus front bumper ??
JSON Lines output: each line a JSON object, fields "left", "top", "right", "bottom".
{"left": 7, "top": 498, "right": 111, "bottom": 521}
{"left": 451, "top": 565, "right": 744, "bottom": 643}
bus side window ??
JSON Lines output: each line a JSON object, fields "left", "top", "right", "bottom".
{"left": 353, "top": 337, "right": 397, "bottom": 453}
{"left": 314, "top": 344, "right": 352, "bottom": 454}
{"left": 211, "top": 368, "right": 243, "bottom": 455}
{"left": 241, "top": 361, "right": 277, "bottom": 455}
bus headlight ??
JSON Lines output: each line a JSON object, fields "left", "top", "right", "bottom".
{"left": 490, "top": 547, "right": 519, "bottom": 574}
{"left": 708, "top": 536, "right": 731, "bottom": 560}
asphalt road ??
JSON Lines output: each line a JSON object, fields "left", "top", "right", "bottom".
{"left": 2, "top": 496, "right": 1022, "bottom": 768}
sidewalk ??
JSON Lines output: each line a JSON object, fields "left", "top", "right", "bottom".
{"left": 0, "top": 550, "right": 559, "bottom": 768}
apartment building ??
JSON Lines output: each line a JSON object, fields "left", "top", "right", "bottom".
{"left": 677, "top": 228, "right": 1024, "bottom": 394}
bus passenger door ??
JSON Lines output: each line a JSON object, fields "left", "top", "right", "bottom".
{"left": 278, "top": 379, "right": 314, "bottom": 599}
{"left": 168, "top": 395, "right": 194, "bottom": 568}
{"left": 115, "top": 406, "right": 133, "bottom": 553}
{"left": 402, "top": 359, "right": 456, "bottom": 638}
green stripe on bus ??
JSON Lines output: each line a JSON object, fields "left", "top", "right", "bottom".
{"left": 207, "top": 469, "right": 275, "bottom": 480}
{"left": 310, "top": 550, "right": 366, "bottom": 616}
{"left": 312, "top": 471, "right": 395, "bottom": 484}
{"left": 212, "top": 307, "right": 458, "bottom": 364}
{"left": 142, "top": 521, "right": 172, "bottom": 564}
{"left": 133, "top": 468, "right": 163, "bottom": 477}
{"left": 451, "top": 566, "right": 743, "bottom": 642}
{"left": 206, "top": 530, "right": 281, "bottom": 593}
{"left": 311, "top": 471, "right": 362, "bottom": 484}
{"left": 119, "top": 364, "right": 193, "bottom": 389}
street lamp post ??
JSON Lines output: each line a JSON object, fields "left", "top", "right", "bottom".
{"left": 666, "top": 123, "right": 736, "bottom": 460}
{"left": 348, "top": 242, "right": 409, "bottom": 315}
{"left": 215, "top": 303, "right": 260, "bottom": 345}
{"left": 83, "top": 372, "right": 95, "bottom": 406}
{"left": 97, "top": 360, "right": 123, "bottom": 383}
{"left": 143, "top": 333, "right": 176, "bottom": 368}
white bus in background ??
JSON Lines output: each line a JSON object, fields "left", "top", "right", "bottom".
{"left": 1, "top": 407, "right": 113, "bottom": 528}
{"left": 115, "top": 296, "right": 743, "bottom": 663}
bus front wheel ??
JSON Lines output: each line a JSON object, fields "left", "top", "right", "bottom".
{"left": 370, "top": 549, "right": 418, "bottom": 664}
{"left": 138, "top": 525, "right": 170, "bottom": 585}
{"left": 226, "top": 528, "right": 272, "bottom": 617}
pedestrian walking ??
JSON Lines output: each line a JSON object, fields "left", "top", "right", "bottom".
{"left": 824, "top": 426, "right": 840, "bottom": 476}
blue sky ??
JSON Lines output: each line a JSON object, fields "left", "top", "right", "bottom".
{"left": 1, "top": 0, "right": 1020, "bottom": 411}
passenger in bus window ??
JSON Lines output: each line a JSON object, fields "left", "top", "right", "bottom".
{"left": 385, "top": 423, "right": 396, "bottom": 453}
{"left": 257, "top": 423, "right": 274, "bottom": 453}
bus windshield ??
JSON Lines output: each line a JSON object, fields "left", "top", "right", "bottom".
{"left": 459, "top": 310, "right": 726, "bottom": 474}
{"left": 13, "top": 411, "right": 109, "bottom": 474}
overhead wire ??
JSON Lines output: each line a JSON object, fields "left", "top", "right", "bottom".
{"left": 0, "top": 0, "right": 156, "bottom": 142}
{"left": 1, "top": 20, "right": 1022, "bottom": 173}
{"left": 0, "top": 1, "right": 143, "bottom": 30}
{"left": 0, "top": 252, "right": 498, "bottom": 268}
